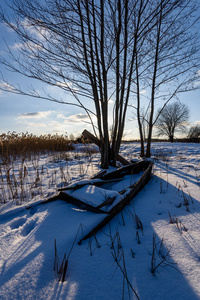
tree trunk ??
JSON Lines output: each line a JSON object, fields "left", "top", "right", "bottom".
{"left": 100, "top": 136, "right": 110, "bottom": 169}
{"left": 146, "top": 124, "right": 153, "bottom": 157}
{"left": 169, "top": 135, "right": 174, "bottom": 143}
{"left": 146, "top": 2, "right": 162, "bottom": 158}
{"left": 82, "top": 130, "right": 130, "bottom": 167}
{"left": 135, "top": 51, "right": 145, "bottom": 157}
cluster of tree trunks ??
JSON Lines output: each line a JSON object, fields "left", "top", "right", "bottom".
{"left": 82, "top": 129, "right": 130, "bottom": 166}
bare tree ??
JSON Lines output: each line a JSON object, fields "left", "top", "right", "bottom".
{"left": 1, "top": 1, "right": 199, "bottom": 164}
{"left": 155, "top": 102, "right": 189, "bottom": 142}
{"left": 133, "top": 0, "right": 200, "bottom": 156}
{"left": 188, "top": 125, "right": 200, "bottom": 141}
{"left": 0, "top": 0, "right": 161, "bottom": 168}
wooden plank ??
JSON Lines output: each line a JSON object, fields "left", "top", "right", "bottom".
{"left": 78, "top": 161, "right": 153, "bottom": 244}
{"left": 58, "top": 178, "right": 123, "bottom": 192}
{"left": 82, "top": 129, "right": 101, "bottom": 146}
{"left": 91, "top": 170, "right": 107, "bottom": 179}
{"left": 26, "top": 191, "right": 108, "bottom": 214}
{"left": 99, "top": 161, "right": 150, "bottom": 180}
{"left": 59, "top": 192, "right": 108, "bottom": 214}
{"left": 82, "top": 129, "right": 130, "bottom": 166}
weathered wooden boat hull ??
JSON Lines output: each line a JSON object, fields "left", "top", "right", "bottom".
{"left": 26, "top": 160, "right": 153, "bottom": 242}
{"left": 99, "top": 160, "right": 151, "bottom": 180}
{"left": 78, "top": 160, "right": 153, "bottom": 244}
{"left": 58, "top": 160, "right": 153, "bottom": 214}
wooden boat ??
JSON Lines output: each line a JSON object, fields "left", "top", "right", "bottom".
{"left": 26, "top": 159, "right": 153, "bottom": 243}
{"left": 57, "top": 160, "right": 153, "bottom": 244}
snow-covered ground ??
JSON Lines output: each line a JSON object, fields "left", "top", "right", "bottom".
{"left": 0, "top": 142, "right": 200, "bottom": 300}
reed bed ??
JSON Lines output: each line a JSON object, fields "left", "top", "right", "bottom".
{"left": 0, "top": 132, "right": 100, "bottom": 206}
{"left": 0, "top": 132, "right": 75, "bottom": 162}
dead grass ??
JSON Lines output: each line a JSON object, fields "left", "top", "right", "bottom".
{"left": 150, "top": 233, "right": 179, "bottom": 276}
{"left": 0, "top": 132, "right": 99, "bottom": 205}
{"left": 0, "top": 132, "right": 75, "bottom": 162}
{"left": 168, "top": 212, "right": 188, "bottom": 234}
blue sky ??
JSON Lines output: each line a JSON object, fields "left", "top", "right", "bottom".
{"left": 0, "top": 3, "right": 200, "bottom": 140}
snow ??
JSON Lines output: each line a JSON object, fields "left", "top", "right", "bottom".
{"left": 64, "top": 184, "right": 122, "bottom": 209}
{"left": 0, "top": 142, "right": 200, "bottom": 299}
{"left": 63, "top": 172, "right": 144, "bottom": 211}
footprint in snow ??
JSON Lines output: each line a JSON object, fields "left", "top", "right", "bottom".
{"left": 10, "top": 217, "right": 27, "bottom": 230}
{"left": 21, "top": 219, "right": 36, "bottom": 237}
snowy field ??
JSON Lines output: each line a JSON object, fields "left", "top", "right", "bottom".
{"left": 0, "top": 142, "right": 200, "bottom": 300}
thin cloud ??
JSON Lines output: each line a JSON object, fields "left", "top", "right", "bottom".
{"left": 17, "top": 111, "right": 53, "bottom": 120}
{"left": 194, "top": 81, "right": 200, "bottom": 88}
{"left": 194, "top": 120, "right": 200, "bottom": 125}
{"left": 21, "top": 18, "right": 49, "bottom": 41}
{"left": 197, "top": 69, "right": 200, "bottom": 76}
{"left": 11, "top": 41, "right": 43, "bottom": 52}
{"left": 64, "top": 113, "right": 93, "bottom": 123}
{"left": 11, "top": 42, "right": 24, "bottom": 50}
{"left": 57, "top": 114, "right": 66, "bottom": 119}
{"left": 0, "top": 82, "right": 15, "bottom": 92}
{"left": 56, "top": 81, "right": 79, "bottom": 92}
{"left": 140, "top": 89, "right": 147, "bottom": 94}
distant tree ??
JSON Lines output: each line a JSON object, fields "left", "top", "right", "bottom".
{"left": 188, "top": 125, "right": 200, "bottom": 141}
{"left": 155, "top": 102, "right": 190, "bottom": 142}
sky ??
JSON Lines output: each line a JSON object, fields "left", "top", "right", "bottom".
{"left": 0, "top": 2, "right": 200, "bottom": 140}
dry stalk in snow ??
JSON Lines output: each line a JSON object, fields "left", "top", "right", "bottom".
{"left": 54, "top": 224, "right": 83, "bottom": 281}
{"left": 168, "top": 212, "right": 188, "bottom": 234}
{"left": 111, "top": 248, "right": 140, "bottom": 300}
{"left": 150, "top": 233, "right": 180, "bottom": 276}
